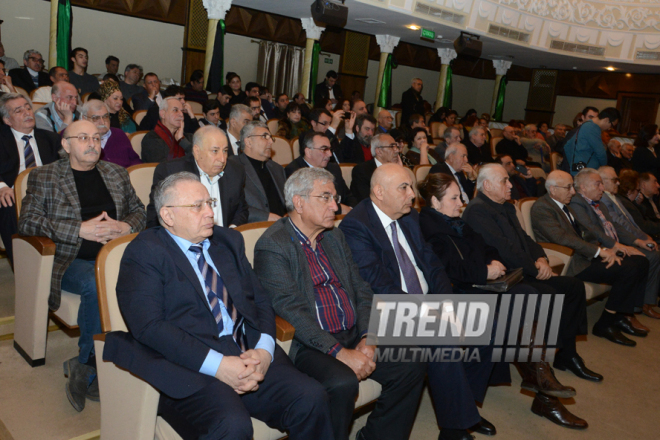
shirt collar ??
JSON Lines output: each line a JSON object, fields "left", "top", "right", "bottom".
{"left": 580, "top": 193, "right": 598, "bottom": 207}
{"left": 10, "top": 127, "right": 35, "bottom": 139}
{"left": 165, "top": 229, "right": 211, "bottom": 256}
{"left": 550, "top": 196, "right": 565, "bottom": 210}
{"left": 446, "top": 162, "right": 457, "bottom": 174}
{"left": 196, "top": 161, "right": 223, "bottom": 183}
{"left": 371, "top": 200, "right": 397, "bottom": 231}
{"left": 26, "top": 67, "right": 39, "bottom": 77}
{"left": 288, "top": 217, "right": 324, "bottom": 246}
{"left": 374, "top": 158, "right": 383, "bottom": 168}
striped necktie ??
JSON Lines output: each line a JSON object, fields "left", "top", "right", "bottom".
{"left": 23, "top": 135, "right": 36, "bottom": 169}
{"left": 390, "top": 222, "right": 424, "bottom": 295}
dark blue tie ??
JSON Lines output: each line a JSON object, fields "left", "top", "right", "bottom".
{"left": 390, "top": 222, "right": 424, "bottom": 295}
{"left": 31, "top": 75, "right": 39, "bottom": 88}
{"left": 562, "top": 205, "right": 581, "bottom": 236}
{"left": 23, "top": 135, "right": 36, "bottom": 169}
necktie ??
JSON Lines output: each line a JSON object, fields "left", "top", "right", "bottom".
{"left": 390, "top": 222, "right": 424, "bottom": 295}
{"left": 562, "top": 205, "right": 581, "bottom": 236}
{"left": 31, "top": 75, "right": 39, "bottom": 88}
{"left": 23, "top": 135, "right": 36, "bottom": 169}
{"left": 454, "top": 172, "right": 469, "bottom": 203}
{"left": 588, "top": 201, "right": 619, "bottom": 241}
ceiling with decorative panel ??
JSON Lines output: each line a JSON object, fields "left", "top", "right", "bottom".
{"left": 67, "top": 0, "right": 188, "bottom": 25}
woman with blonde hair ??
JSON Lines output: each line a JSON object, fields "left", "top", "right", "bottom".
{"left": 98, "top": 80, "right": 137, "bottom": 134}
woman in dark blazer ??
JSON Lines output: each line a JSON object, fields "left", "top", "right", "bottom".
{"left": 631, "top": 124, "right": 660, "bottom": 177}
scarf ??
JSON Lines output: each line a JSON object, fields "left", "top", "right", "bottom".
{"left": 154, "top": 121, "right": 185, "bottom": 160}
{"left": 410, "top": 147, "right": 437, "bottom": 165}
{"left": 440, "top": 211, "right": 465, "bottom": 236}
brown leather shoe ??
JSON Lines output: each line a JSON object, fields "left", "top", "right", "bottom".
{"left": 643, "top": 304, "right": 660, "bottom": 319}
{"left": 518, "top": 361, "right": 576, "bottom": 398}
{"left": 531, "top": 393, "right": 588, "bottom": 430}
{"left": 627, "top": 315, "right": 650, "bottom": 333}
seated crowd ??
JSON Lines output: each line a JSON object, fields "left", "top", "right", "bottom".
{"left": 3, "top": 45, "right": 660, "bottom": 440}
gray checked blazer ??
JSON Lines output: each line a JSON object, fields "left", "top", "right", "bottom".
{"left": 531, "top": 193, "right": 599, "bottom": 276}
{"left": 18, "top": 159, "right": 146, "bottom": 310}
{"left": 253, "top": 218, "right": 373, "bottom": 362}
{"left": 569, "top": 192, "right": 637, "bottom": 248}
{"left": 229, "top": 153, "right": 286, "bottom": 223}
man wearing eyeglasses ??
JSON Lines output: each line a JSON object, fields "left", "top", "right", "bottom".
{"left": 81, "top": 99, "right": 141, "bottom": 168}
{"left": 34, "top": 81, "right": 80, "bottom": 133}
{"left": 18, "top": 119, "right": 146, "bottom": 412}
{"left": 8, "top": 50, "right": 52, "bottom": 93}
{"left": 146, "top": 124, "right": 248, "bottom": 228}
{"left": 350, "top": 133, "right": 403, "bottom": 202}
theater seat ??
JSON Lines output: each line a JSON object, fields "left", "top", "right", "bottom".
{"left": 127, "top": 163, "right": 157, "bottom": 207}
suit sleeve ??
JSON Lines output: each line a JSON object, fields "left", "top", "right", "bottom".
{"left": 569, "top": 198, "right": 617, "bottom": 248}
{"left": 228, "top": 168, "right": 249, "bottom": 227}
{"left": 350, "top": 165, "right": 370, "bottom": 202}
{"left": 531, "top": 200, "right": 599, "bottom": 259}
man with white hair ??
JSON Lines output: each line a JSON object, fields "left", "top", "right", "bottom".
{"left": 464, "top": 126, "right": 492, "bottom": 165}
{"left": 400, "top": 77, "right": 425, "bottom": 128}
{"left": 429, "top": 143, "right": 477, "bottom": 203}
{"left": 34, "top": 81, "right": 80, "bottom": 133}
{"left": 434, "top": 125, "right": 461, "bottom": 160}
{"left": 606, "top": 138, "right": 631, "bottom": 175}
{"left": 226, "top": 104, "right": 253, "bottom": 156}
{"left": 496, "top": 125, "right": 528, "bottom": 164}
{"left": 141, "top": 96, "right": 193, "bottom": 163}
{"left": 350, "top": 133, "right": 403, "bottom": 202}
{"left": 546, "top": 124, "right": 567, "bottom": 153}
{"left": 8, "top": 50, "right": 51, "bottom": 93}
{"left": 376, "top": 109, "right": 393, "bottom": 134}
{"left": 521, "top": 123, "right": 551, "bottom": 171}
{"left": 81, "top": 99, "right": 141, "bottom": 168}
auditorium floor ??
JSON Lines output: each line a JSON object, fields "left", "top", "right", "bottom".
{"left": 0, "top": 261, "right": 659, "bottom": 440}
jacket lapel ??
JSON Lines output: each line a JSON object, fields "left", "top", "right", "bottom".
{"left": 97, "top": 162, "right": 124, "bottom": 219}
{"left": 241, "top": 154, "right": 266, "bottom": 203}
{"left": 364, "top": 201, "right": 401, "bottom": 288}
{"left": 267, "top": 161, "right": 286, "bottom": 201}
{"left": 159, "top": 228, "right": 208, "bottom": 307}
{"left": 58, "top": 161, "right": 82, "bottom": 217}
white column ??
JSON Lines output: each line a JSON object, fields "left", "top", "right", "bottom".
{"left": 373, "top": 35, "right": 400, "bottom": 117}
{"left": 48, "top": 0, "right": 58, "bottom": 69}
{"left": 300, "top": 18, "right": 325, "bottom": 98}
{"left": 202, "top": 0, "right": 233, "bottom": 89}
{"left": 435, "top": 48, "right": 457, "bottom": 111}
{"left": 490, "top": 60, "right": 512, "bottom": 117}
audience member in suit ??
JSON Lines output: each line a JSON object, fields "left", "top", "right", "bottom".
{"left": 632, "top": 124, "right": 660, "bottom": 178}
{"left": 416, "top": 172, "right": 584, "bottom": 430}
{"left": 339, "top": 164, "right": 501, "bottom": 439}
{"left": 146, "top": 125, "right": 247, "bottom": 228}
{"left": 29, "top": 66, "right": 70, "bottom": 102}
{"left": 138, "top": 85, "right": 199, "bottom": 134}
{"left": 18, "top": 120, "right": 146, "bottom": 411}
{"left": 216, "top": 87, "right": 232, "bottom": 120}
{"left": 183, "top": 69, "right": 208, "bottom": 104}
{"left": 532, "top": 170, "right": 650, "bottom": 348}
{"left": 198, "top": 99, "right": 227, "bottom": 131}
{"left": 130, "top": 72, "right": 163, "bottom": 111}
{"left": 8, "top": 50, "right": 52, "bottom": 93}
{"left": 118, "top": 64, "right": 144, "bottom": 101}
{"left": 405, "top": 127, "right": 443, "bottom": 165}
{"left": 246, "top": 96, "right": 268, "bottom": 123}
{"left": 298, "top": 108, "right": 345, "bottom": 163}
{"left": 272, "top": 93, "right": 289, "bottom": 119}
{"left": 314, "top": 70, "right": 343, "bottom": 107}
{"left": 276, "top": 103, "right": 310, "bottom": 141}
{"left": 376, "top": 109, "right": 393, "bottom": 134}
{"left": 285, "top": 132, "right": 357, "bottom": 213}
{"left": 104, "top": 171, "right": 333, "bottom": 440}
{"left": 35, "top": 82, "right": 80, "bottom": 133}
{"left": 0, "top": 93, "right": 61, "bottom": 264}
{"left": 496, "top": 126, "right": 529, "bottom": 164}
{"left": 337, "top": 113, "right": 376, "bottom": 164}
{"left": 606, "top": 139, "right": 631, "bottom": 175}
{"left": 617, "top": 170, "right": 660, "bottom": 241}
{"left": 462, "top": 166, "right": 594, "bottom": 406}
{"left": 229, "top": 121, "right": 286, "bottom": 222}
{"left": 243, "top": 82, "right": 275, "bottom": 121}
{"left": 464, "top": 126, "right": 493, "bottom": 165}
{"left": 499, "top": 155, "right": 538, "bottom": 200}
{"left": 547, "top": 124, "right": 567, "bottom": 154}
{"left": 351, "top": 133, "right": 404, "bottom": 202}
{"left": 400, "top": 78, "right": 425, "bottom": 129}
{"left": 637, "top": 172, "right": 660, "bottom": 222}
{"left": 621, "top": 142, "right": 635, "bottom": 168}
{"left": 430, "top": 143, "right": 477, "bottom": 204}
{"left": 142, "top": 97, "right": 193, "bottom": 163}
{"left": 434, "top": 125, "right": 462, "bottom": 160}
{"left": 80, "top": 100, "right": 141, "bottom": 168}
{"left": 226, "top": 104, "right": 253, "bottom": 156}
{"left": 254, "top": 167, "right": 425, "bottom": 440}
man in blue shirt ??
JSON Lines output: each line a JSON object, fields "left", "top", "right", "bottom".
{"left": 564, "top": 107, "right": 620, "bottom": 175}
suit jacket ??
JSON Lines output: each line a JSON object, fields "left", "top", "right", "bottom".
{"left": 0, "top": 125, "right": 61, "bottom": 188}
{"left": 464, "top": 139, "right": 493, "bottom": 165}
{"left": 18, "top": 159, "right": 146, "bottom": 310}
{"left": 530, "top": 193, "right": 600, "bottom": 276}
{"left": 496, "top": 138, "right": 528, "bottom": 163}
{"left": 462, "top": 192, "right": 546, "bottom": 277}
{"left": 130, "top": 89, "right": 158, "bottom": 111}
{"left": 631, "top": 145, "right": 660, "bottom": 178}
{"left": 104, "top": 226, "right": 275, "bottom": 398}
{"left": 607, "top": 151, "right": 632, "bottom": 175}
{"left": 253, "top": 218, "right": 372, "bottom": 361}
{"left": 569, "top": 192, "right": 637, "bottom": 248}
{"left": 314, "top": 81, "right": 343, "bottom": 105}
{"left": 198, "top": 117, "right": 228, "bottom": 132}
{"left": 618, "top": 194, "right": 660, "bottom": 237}
{"left": 637, "top": 195, "right": 660, "bottom": 224}
{"left": 600, "top": 192, "right": 647, "bottom": 240}
{"left": 146, "top": 154, "right": 248, "bottom": 228}
{"left": 298, "top": 129, "right": 339, "bottom": 161}
{"left": 400, "top": 88, "right": 425, "bottom": 127}
{"left": 284, "top": 156, "right": 358, "bottom": 208}
{"left": 429, "top": 161, "right": 475, "bottom": 201}
{"left": 229, "top": 154, "right": 286, "bottom": 222}
{"left": 338, "top": 135, "right": 368, "bottom": 164}
{"left": 338, "top": 199, "right": 453, "bottom": 298}
{"left": 141, "top": 131, "right": 193, "bottom": 164}
{"left": 350, "top": 159, "right": 377, "bottom": 203}
{"left": 8, "top": 68, "right": 51, "bottom": 93}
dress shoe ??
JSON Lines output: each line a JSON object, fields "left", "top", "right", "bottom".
{"left": 643, "top": 304, "right": 660, "bottom": 319}
{"left": 86, "top": 376, "right": 99, "bottom": 401}
{"left": 615, "top": 317, "right": 648, "bottom": 337}
{"left": 627, "top": 315, "right": 650, "bottom": 333}
{"left": 531, "top": 393, "right": 588, "bottom": 430}
{"left": 553, "top": 355, "right": 603, "bottom": 382}
{"left": 469, "top": 417, "right": 496, "bottom": 436}
{"left": 518, "top": 361, "right": 576, "bottom": 398}
{"left": 63, "top": 357, "right": 96, "bottom": 412}
{"left": 592, "top": 324, "right": 636, "bottom": 347}
{"left": 438, "top": 430, "right": 474, "bottom": 440}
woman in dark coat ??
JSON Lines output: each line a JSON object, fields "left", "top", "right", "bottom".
{"left": 631, "top": 124, "right": 660, "bottom": 177}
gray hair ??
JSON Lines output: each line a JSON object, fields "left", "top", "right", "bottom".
{"left": 153, "top": 172, "right": 201, "bottom": 225}
{"left": 607, "top": 139, "right": 621, "bottom": 149}
{"left": 192, "top": 124, "right": 227, "bottom": 150}
{"left": 468, "top": 126, "right": 484, "bottom": 139}
{"left": 229, "top": 104, "right": 251, "bottom": 122}
{"left": 524, "top": 124, "right": 537, "bottom": 132}
{"left": 597, "top": 165, "right": 616, "bottom": 176}
{"left": 553, "top": 124, "right": 565, "bottom": 130}
{"left": 445, "top": 143, "right": 463, "bottom": 160}
{"left": 544, "top": 170, "right": 571, "bottom": 191}
{"left": 370, "top": 133, "right": 392, "bottom": 156}
{"left": 574, "top": 168, "right": 600, "bottom": 191}
{"left": 284, "top": 167, "right": 334, "bottom": 212}
{"left": 23, "top": 49, "right": 42, "bottom": 61}
{"left": 0, "top": 93, "right": 32, "bottom": 120}
{"left": 476, "top": 163, "right": 505, "bottom": 191}
{"left": 444, "top": 126, "right": 460, "bottom": 140}
{"left": 159, "top": 96, "right": 180, "bottom": 112}
{"left": 124, "top": 64, "right": 141, "bottom": 73}
{"left": 79, "top": 99, "right": 109, "bottom": 118}
{"left": 303, "top": 131, "right": 327, "bottom": 153}
{"left": 240, "top": 120, "right": 268, "bottom": 144}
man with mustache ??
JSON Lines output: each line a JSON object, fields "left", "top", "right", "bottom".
{"left": 18, "top": 119, "right": 146, "bottom": 411}
{"left": 0, "top": 93, "right": 60, "bottom": 265}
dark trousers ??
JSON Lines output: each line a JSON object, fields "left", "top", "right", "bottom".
{"left": 158, "top": 342, "right": 333, "bottom": 440}
{"left": 294, "top": 326, "right": 426, "bottom": 440}
{"left": 575, "top": 255, "right": 648, "bottom": 313}
{"left": 0, "top": 204, "right": 17, "bottom": 264}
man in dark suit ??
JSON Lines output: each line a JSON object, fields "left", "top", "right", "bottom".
{"left": 464, "top": 126, "right": 493, "bottom": 165}
{"left": 141, "top": 97, "right": 193, "bottom": 163}
{"left": 146, "top": 125, "right": 248, "bottom": 228}
{"left": 104, "top": 172, "right": 333, "bottom": 440}
{"left": 337, "top": 114, "right": 376, "bottom": 164}
{"left": 314, "top": 70, "right": 343, "bottom": 107}
{"left": 254, "top": 167, "right": 425, "bottom": 440}
{"left": 496, "top": 125, "right": 529, "bottom": 164}
{"left": 0, "top": 93, "right": 61, "bottom": 264}
{"left": 285, "top": 132, "right": 357, "bottom": 213}
{"left": 229, "top": 121, "right": 286, "bottom": 222}
{"left": 638, "top": 172, "right": 660, "bottom": 222}
{"left": 350, "top": 133, "right": 403, "bottom": 202}
{"left": 430, "top": 143, "right": 477, "bottom": 203}
{"left": 130, "top": 72, "right": 163, "bottom": 111}
{"left": 400, "top": 78, "right": 425, "bottom": 129}
{"left": 499, "top": 155, "right": 538, "bottom": 200}
{"left": 198, "top": 99, "right": 227, "bottom": 131}
{"left": 339, "top": 164, "right": 502, "bottom": 439}
{"left": 298, "top": 108, "right": 346, "bottom": 163}
{"left": 8, "top": 50, "right": 51, "bottom": 93}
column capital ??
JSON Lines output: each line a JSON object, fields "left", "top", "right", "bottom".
{"left": 301, "top": 18, "right": 325, "bottom": 40}
{"left": 493, "top": 60, "right": 512, "bottom": 76}
{"left": 437, "top": 48, "right": 457, "bottom": 65}
{"left": 203, "top": 0, "right": 232, "bottom": 20}
{"left": 376, "top": 35, "right": 400, "bottom": 54}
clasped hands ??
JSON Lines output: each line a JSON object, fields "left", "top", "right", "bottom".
{"left": 336, "top": 338, "right": 376, "bottom": 381}
{"left": 215, "top": 348, "right": 272, "bottom": 394}
{"left": 78, "top": 212, "right": 131, "bottom": 244}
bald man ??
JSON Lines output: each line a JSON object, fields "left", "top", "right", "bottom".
{"left": 376, "top": 109, "right": 393, "bottom": 134}
{"left": 35, "top": 81, "right": 80, "bottom": 133}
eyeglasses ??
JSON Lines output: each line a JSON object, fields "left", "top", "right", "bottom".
{"left": 308, "top": 146, "right": 333, "bottom": 153}
{"left": 28, "top": 57, "right": 44, "bottom": 63}
{"left": 552, "top": 185, "right": 573, "bottom": 190}
{"left": 247, "top": 133, "right": 273, "bottom": 141}
{"left": 165, "top": 198, "right": 218, "bottom": 212}
{"left": 65, "top": 134, "right": 102, "bottom": 144}
{"left": 307, "top": 194, "right": 341, "bottom": 204}
{"left": 85, "top": 114, "right": 111, "bottom": 122}
{"left": 378, "top": 143, "right": 401, "bottom": 151}
{"left": 603, "top": 177, "right": 620, "bottom": 183}
{"left": 314, "top": 120, "right": 329, "bottom": 127}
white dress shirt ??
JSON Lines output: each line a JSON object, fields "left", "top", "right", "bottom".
{"left": 0, "top": 128, "right": 43, "bottom": 190}
{"left": 372, "top": 201, "right": 429, "bottom": 294}
{"left": 227, "top": 132, "right": 240, "bottom": 155}
{"left": 196, "top": 162, "right": 225, "bottom": 227}
{"left": 446, "top": 162, "right": 469, "bottom": 203}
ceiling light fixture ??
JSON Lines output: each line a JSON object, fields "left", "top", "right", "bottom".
{"left": 605, "top": 66, "right": 616, "bottom": 71}
{"left": 407, "top": 25, "right": 421, "bottom": 30}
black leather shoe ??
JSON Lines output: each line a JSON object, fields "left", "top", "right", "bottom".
{"left": 470, "top": 417, "right": 496, "bottom": 436}
{"left": 553, "top": 355, "right": 603, "bottom": 382}
{"left": 531, "top": 393, "right": 588, "bottom": 430}
{"left": 438, "top": 430, "right": 474, "bottom": 440}
{"left": 592, "top": 324, "right": 636, "bottom": 347}
{"left": 615, "top": 317, "right": 648, "bottom": 337}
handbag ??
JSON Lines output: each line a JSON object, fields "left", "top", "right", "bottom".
{"left": 472, "top": 267, "right": 523, "bottom": 292}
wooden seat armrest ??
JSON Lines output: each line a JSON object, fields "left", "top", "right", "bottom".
{"left": 276, "top": 316, "right": 295, "bottom": 342}
{"left": 538, "top": 242, "right": 575, "bottom": 257}
{"left": 93, "top": 333, "right": 107, "bottom": 342}
{"left": 12, "top": 234, "right": 56, "bottom": 256}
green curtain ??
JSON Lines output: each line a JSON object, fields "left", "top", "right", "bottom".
{"left": 493, "top": 75, "right": 507, "bottom": 122}
{"left": 443, "top": 64, "right": 453, "bottom": 108}
{"left": 308, "top": 41, "right": 321, "bottom": 106}
{"left": 377, "top": 54, "right": 393, "bottom": 109}
{"left": 56, "top": 0, "right": 72, "bottom": 69}
{"left": 206, "top": 19, "right": 225, "bottom": 92}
